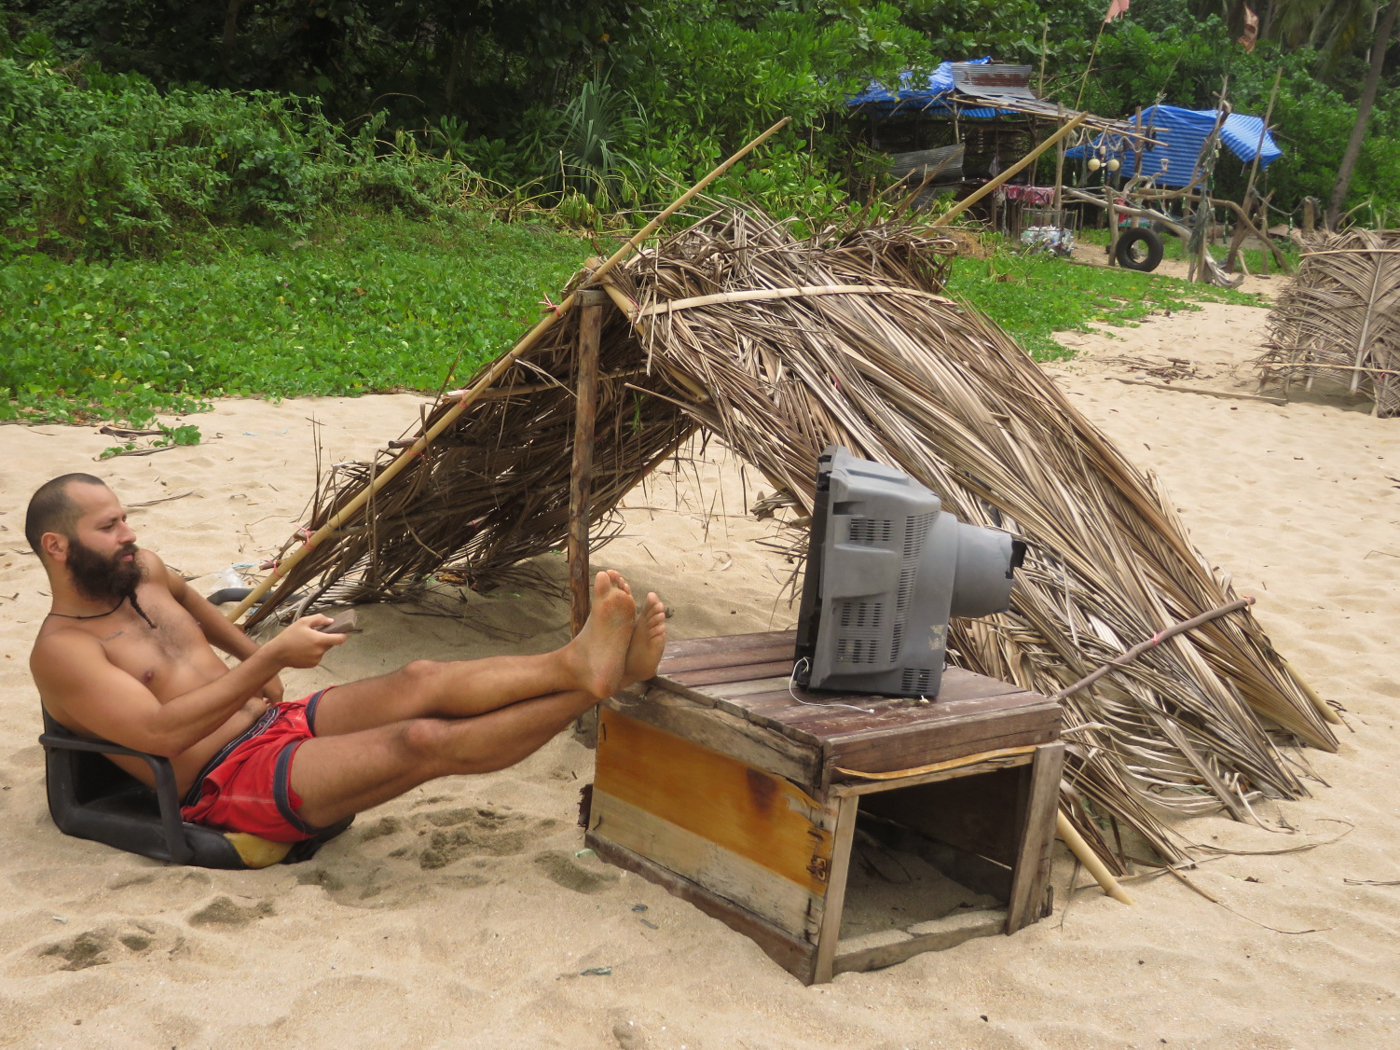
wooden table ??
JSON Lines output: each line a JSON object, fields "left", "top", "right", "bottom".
{"left": 584, "top": 631, "right": 1063, "bottom": 985}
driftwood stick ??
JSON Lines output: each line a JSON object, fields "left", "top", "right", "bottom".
{"left": 1053, "top": 597, "right": 1256, "bottom": 700}
{"left": 932, "top": 111, "right": 1089, "bottom": 227}
{"left": 1057, "top": 811, "right": 1135, "bottom": 905}
{"left": 569, "top": 289, "right": 607, "bottom": 635}
{"left": 1107, "top": 377, "right": 1287, "bottom": 404}
{"left": 225, "top": 120, "right": 792, "bottom": 624}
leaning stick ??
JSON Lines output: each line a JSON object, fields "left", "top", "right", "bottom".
{"left": 1053, "top": 597, "right": 1256, "bottom": 700}
{"left": 931, "top": 111, "right": 1088, "bottom": 228}
{"left": 226, "top": 116, "right": 793, "bottom": 624}
{"left": 1057, "top": 811, "right": 1135, "bottom": 905}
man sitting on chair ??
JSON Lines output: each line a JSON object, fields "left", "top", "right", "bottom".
{"left": 26, "top": 473, "right": 666, "bottom": 845}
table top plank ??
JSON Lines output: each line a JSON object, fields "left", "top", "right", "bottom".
{"left": 643, "top": 631, "right": 1059, "bottom": 784}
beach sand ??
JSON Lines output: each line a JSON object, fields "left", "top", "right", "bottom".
{"left": 1, "top": 283, "right": 1397, "bottom": 1049}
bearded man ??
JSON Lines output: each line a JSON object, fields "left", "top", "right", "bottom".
{"left": 27, "top": 473, "right": 665, "bottom": 846}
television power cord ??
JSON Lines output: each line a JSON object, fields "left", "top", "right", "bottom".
{"left": 787, "top": 659, "right": 876, "bottom": 714}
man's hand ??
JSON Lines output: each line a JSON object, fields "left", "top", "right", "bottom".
{"left": 259, "top": 673, "right": 285, "bottom": 705}
{"left": 263, "top": 615, "right": 347, "bottom": 669}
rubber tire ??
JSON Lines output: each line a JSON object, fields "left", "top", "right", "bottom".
{"left": 1114, "top": 228, "right": 1164, "bottom": 272}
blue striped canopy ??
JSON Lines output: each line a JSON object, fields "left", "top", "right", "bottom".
{"left": 847, "top": 57, "right": 1010, "bottom": 119}
{"left": 1066, "top": 105, "right": 1282, "bottom": 187}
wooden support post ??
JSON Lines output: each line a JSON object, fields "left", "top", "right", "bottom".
{"left": 1052, "top": 105, "right": 1067, "bottom": 225}
{"left": 1227, "top": 67, "right": 1283, "bottom": 274}
{"left": 1303, "top": 197, "right": 1317, "bottom": 235}
{"left": 1005, "top": 742, "right": 1065, "bottom": 932}
{"left": 569, "top": 289, "right": 608, "bottom": 636}
{"left": 812, "top": 794, "right": 859, "bottom": 985}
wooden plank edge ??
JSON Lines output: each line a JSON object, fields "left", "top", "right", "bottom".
{"left": 832, "top": 909, "right": 1005, "bottom": 977}
{"left": 659, "top": 643, "right": 797, "bottom": 675}
{"left": 587, "top": 833, "right": 819, "bottom": 985}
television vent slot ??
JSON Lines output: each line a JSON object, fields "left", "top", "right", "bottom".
{"left": 890, "top": 621, "right": 905, "bottom": 662}
{"left": 836, "top": 637, "right": 881, "bottom": 665}
{"left": 896, "top": 566, "right": 917, "bottom": 612}
{"left": 847, "top": 518, "right": 892, "bottom": 545}
{"left": 902, "top": 667, "right": 934, "bottom": 694}
{"left": 838, "top": 601, "right": 882, "bottom": 629}
{"left": 903, "top": 512, "right": 936, "bottom": 558}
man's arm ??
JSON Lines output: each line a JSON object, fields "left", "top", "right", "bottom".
{"left": 32, "top": 619, "right": 342, "bottom": 757}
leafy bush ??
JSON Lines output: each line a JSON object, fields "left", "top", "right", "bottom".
{"left": 0, "top": 34, "right": 464, "bottom": 259}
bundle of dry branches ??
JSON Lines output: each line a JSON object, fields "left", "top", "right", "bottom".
{"left": 1256, "top": 228, "right": 1400, "bottom": 417}
{"left": 248, "top": 208, "right": 1334, "bottom": 866}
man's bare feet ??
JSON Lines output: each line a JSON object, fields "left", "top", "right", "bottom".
{"left": 624, "top": 592, "right": 667, "bottom": 686}
{"left": 568, "top": 571, "right": 636, "bottom": 698}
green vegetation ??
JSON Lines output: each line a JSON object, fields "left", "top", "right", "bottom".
{"left": 0, "top": 2, "right": 1379, "bottom": 435}
{"left": 1, "top": 215, "right": 593, "bottom": 426}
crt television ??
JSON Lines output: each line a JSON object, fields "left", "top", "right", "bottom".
{"left": 793, "top": 446, "right": 1026, "bottom": 698}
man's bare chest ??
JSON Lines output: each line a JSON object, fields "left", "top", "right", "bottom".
{"left": 96, "top": 593, "right": 220, "bottom": 696}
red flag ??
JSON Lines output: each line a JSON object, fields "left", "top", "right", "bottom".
{"left": 1104, "top": 0, "right": 1131, "bottom": 22}
{"left": 1238, "top": 5, "right": 1259, "bottom": 52}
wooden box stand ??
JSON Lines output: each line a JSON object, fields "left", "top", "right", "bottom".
{"left": 584, "top": 631, "right": 1063, "bottom": 985}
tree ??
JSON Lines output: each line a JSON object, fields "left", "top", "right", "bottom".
{"left": 1326, "top": 0, "right": 1400, "bottom": 226}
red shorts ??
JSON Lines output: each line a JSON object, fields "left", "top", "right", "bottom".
{"left": 180, "top": 689, "right": 333, "bottom": 843}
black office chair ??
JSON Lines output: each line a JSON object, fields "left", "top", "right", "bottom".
{"left": 40, "top": 709, "right": 351, "bottom": 868}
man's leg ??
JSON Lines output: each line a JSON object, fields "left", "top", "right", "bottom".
{"left": 287, "top": 687, "right": 603, "bottom": 828}
{"left": 285, "top": 575, "right": 667, "bottom": 829}
{"left": 311, "top": 571, "right": 646, "bottom": 737}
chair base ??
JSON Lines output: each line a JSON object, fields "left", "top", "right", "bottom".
{"left": 41, "top": 710, "right": 352, "bottom": 869}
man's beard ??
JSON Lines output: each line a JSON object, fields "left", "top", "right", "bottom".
{"left": 67, "top": 536, "right": 144, "bottom": 605}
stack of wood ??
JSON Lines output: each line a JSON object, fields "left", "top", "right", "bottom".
{"left": 1256, "top": 228, "right": 1400, "bottom": 417}
{"left": 244, "top": 208, "right": 1336, "bottom": 868}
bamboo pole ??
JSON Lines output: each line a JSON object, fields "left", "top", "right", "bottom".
{"left": 932, "top": 111, "right": 1089, "bottom": 228}
{"left": 1057, "top": 811, "right": 1135, "bottom": 905}
{"left": 225, "top": 116, "right": 793, "bottom": 624}
{"left": 569, "top": 289, "right": 608, "bottom": 635}
{"left": 1227, "top": 67, "right": 1282, "bottom": 273}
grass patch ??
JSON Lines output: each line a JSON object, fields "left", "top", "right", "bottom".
{"left": 945, "top": 242, "right": 1266, "bottom": 360}
{"left": 1, "top": 213, "right": 594, "bottom": 426}
{"left": 5, "top": 212, "right": 1275, "bottom": 430}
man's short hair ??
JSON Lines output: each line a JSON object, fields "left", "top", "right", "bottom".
{"left": 25, "top": 473, "right": 107, "bottom": 557}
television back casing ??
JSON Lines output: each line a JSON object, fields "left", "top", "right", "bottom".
{"left": 794, "top": 447, "right": 1019, "bottom": 698}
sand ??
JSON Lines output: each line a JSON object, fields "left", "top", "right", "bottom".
{"left": 1, "top": 282, "right": 1397, "bottom": 1049}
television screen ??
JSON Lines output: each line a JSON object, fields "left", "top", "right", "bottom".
{"left": 794, "top": 446, "right": 1025, "bottom": 698}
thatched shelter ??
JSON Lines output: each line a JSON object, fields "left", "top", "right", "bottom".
{"left": 244, "top": 208, "right": 1336, "bottom": 868}
{"left": 1256, "top": 228, "right": 1400, "bottom": 416}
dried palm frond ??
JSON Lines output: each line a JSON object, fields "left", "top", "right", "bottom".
{"left": 247, "top": 207, "right": 1334, "bottom": 867}
{"left": 1255, "top": 228, "right": 1400, "bottom": 417}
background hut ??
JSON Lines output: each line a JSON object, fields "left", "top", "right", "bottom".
{"left": 242, "top": 208, "right": 1337, "bottom": 869}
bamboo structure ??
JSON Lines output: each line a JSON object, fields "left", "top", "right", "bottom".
{"left": 241, "top": 207, "right": 1335, "bottom": 869}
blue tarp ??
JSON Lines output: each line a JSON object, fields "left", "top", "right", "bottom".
{"left": 1066, "top": 105, "right": 1282, "bottom": 188}
{"left": 846, "top": 57, "right": 1010, "bottom": 119}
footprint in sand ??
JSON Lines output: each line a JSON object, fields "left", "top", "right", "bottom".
{"left": 187, "top": 895, "right": 275, "bottom": 928}
{"left": 414, "top": 806, "right": 563, "bottom": 870}
{"left": 533, "top": 849, "right": 620, "bottom": 895}
{"left": 33, "top": 921, "right": 177, "bottom": 972}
